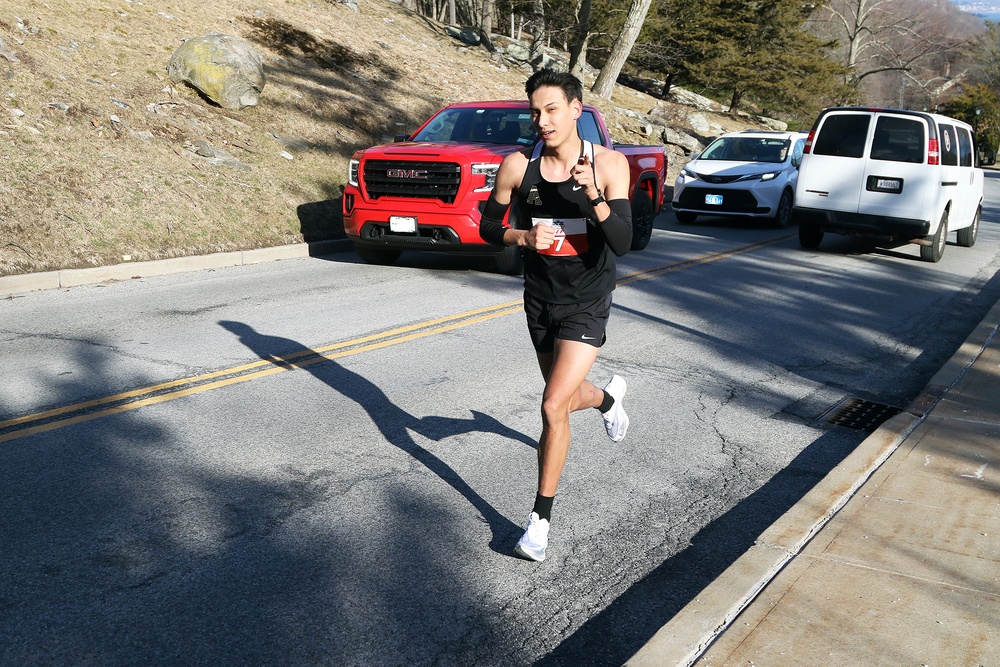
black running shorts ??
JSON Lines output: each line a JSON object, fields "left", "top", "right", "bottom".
{"left": 523, "top": 291, "right": 612, "bottom": 353}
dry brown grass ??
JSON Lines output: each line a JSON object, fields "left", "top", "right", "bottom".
{"left": 0, "top": 0, "right": 756, "bottom": 276}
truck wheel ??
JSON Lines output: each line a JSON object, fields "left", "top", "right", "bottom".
{"left": 921, "top": 210, "right": 948, "bottom": 262}
{"left": 629, "top": 187, "right": 654, "bottom": 251}
{"left": 773, "top": 189, "right": 793, "bottom": 228}
{"left": 798, "top": 224, "right": 823, "bottom": 249}
{"left": 356, "top": 245, "right": 402, "bottom": 266}
{"left": 494, "top": 200, "right": 527, "bottom": 275}
{"left": 676, "top": 211, "right": 697, "bottom": 224}
{"left": 956, "top": 206, "right": 980, "bottom": 248}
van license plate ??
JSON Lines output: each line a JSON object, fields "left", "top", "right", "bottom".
{"left": 705, "top": 194, "right": 723, "bottom": 205}
{"left": 867, "top": 176, "right": 903, "bottom": 194}
{"left": 390, "top": 216, "right": 417, "bottom": 233}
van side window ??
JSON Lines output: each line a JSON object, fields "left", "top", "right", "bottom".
{"left": 813, "top": 114, "right": 870, "bottom": 158}
{"left": 870, "top": 116, "right": 924, "bottom": 163}
{"left": 939, "top": 124, "right": 959, "bottom": 166}
{"left": 957, "top": 127, "right": 974, "bottom": 167}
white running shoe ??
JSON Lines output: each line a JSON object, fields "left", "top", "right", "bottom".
{"left": 514, "top": 512, "right": 549, "bottom": 562}
{"left": 602, "top": 374, "right": 629, "bottom": 442}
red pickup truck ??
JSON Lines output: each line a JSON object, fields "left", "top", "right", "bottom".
{"left": 342, "top": 100, "right": 667, "bottom": 274}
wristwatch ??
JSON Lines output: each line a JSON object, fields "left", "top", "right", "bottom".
{"left": 588, "top": 193, "right": 606, "bottom": 207}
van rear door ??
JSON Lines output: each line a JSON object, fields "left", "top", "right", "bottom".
{"left": 859, "top": 113, "right": 934, "bottom": 224}
{"left": 798, "top": 111, "right": 871, "bottom": 214}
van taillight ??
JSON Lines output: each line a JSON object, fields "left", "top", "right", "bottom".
{"left": 803, "top": 130, "right": 815, "bottom": 154}
{"left": 927, "top": 138, "right": 940, "bottom": 165}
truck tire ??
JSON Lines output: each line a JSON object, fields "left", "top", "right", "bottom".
{"left": 920, "top": 209, "right": 948, "bottom": 262}
{"left": 956, "top": 206, "right": 980, "bottom": 248}
{"left": 798, "top": 224, "right": 823, "bottom": 249}
{"left": 356, "top": 244, "right": 402, "bottom": 266}
{"left": 773, "top": 189, "right": 793, "bottom": 228}
{"left": 494, "top": 200, "right": 527, "bottom": 275}
{"left": 630, "top": 187, "right": 654, "bottom": 251}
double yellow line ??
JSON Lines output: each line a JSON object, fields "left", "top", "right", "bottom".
{"left": 1, "top": 236, "right": 790, "bottom": 443}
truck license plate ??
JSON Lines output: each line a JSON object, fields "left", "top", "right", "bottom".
{"left": 705, "top": 194, "right": 723, "bottom": 205}
{"left": 389, "top": 216, "right": 417, "bottom": 233}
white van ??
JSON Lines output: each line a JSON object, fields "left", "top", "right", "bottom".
{"left": 793, "top": 107, "right": 984, "bottom": 262}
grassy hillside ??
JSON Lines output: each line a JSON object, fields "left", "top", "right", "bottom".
{"left": 0, "top": 0, "right": 756, "bottom": 276}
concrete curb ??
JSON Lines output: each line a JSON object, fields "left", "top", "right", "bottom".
{"left": 0, "top": 239, "right": 353, "bottom": 298}
{"left": 626, "top": 295, "right": 1000, "bottom": 667}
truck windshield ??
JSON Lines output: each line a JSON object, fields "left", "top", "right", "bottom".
{"left": 700, "top": 137, "right": 790, "bottom": 163}
{"left": 410, "top": 107, "right": 605, "bottom": 146}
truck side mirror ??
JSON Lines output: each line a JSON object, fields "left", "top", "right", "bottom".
{"left": 394, "top": 134, "right": 411, "bottom": 143}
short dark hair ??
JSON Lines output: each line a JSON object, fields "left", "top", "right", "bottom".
{"left": 525, "top": 68, "right": 583, "bottom": 104}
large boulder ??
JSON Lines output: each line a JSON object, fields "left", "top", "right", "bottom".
{"left": 167, "top": 34, "right": 264, "bottom": 110}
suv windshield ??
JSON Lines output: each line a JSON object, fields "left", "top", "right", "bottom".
{"left": 700, "top": 136, "right": 790, "bottom": 163}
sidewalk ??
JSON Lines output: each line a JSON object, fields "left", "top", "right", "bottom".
{"left": 629, "top": 302, "right": 1000, "bottom": 665}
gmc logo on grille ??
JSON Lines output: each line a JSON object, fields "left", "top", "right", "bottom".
{"left": 387, "top": 169, "right": 429, "bottom": 179}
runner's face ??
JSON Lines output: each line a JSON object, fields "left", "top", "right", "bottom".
{"left": 529, "top": 85, "right": 581, "bottom": 148}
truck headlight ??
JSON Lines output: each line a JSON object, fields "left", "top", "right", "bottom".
{"left": 348, "top": 159, "right": 360, "bottom": 187}
{"left": 472, "top": 163, "right": 500, "bottom": 193}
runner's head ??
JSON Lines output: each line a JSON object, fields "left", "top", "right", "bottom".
{"left": 525, "top": 68, "right": 583, "bottom": 105}
{"left": 526, "top": 69, "right": 583, "bottom": 148}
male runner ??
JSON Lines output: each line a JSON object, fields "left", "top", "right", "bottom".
{"left": 479, "top": 68, "right": 632, "bottom": 562}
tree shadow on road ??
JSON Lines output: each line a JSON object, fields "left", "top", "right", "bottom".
{"left": 218, "top": 320, "right": 532, "bottom": 553}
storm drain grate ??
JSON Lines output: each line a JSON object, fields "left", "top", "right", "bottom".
{"left": 821, "top": 397, "right": 902, "bottom": 433}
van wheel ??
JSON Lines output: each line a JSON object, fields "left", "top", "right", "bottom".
{"left": 798, "top": 224, "right": 823, "bottom": 249}
{"left": 630, "top": 188, "right": 654, "bottom": 251}
{"left": 773, "top": 189, "right": 793, "bottom": 228}
{"left": 676, "top": 211, "right": 697, "bottom": 224}
{"left": 921, "top": 210, "right": 948, "bottom": 262}
{"left": 956, "top": 206, "right": 980, "bottom": 248}
{"left": 494, "top": 200, "right": 527, "bottom": 275}
{"left": 356, "top": 245, "right": 402, "bottom": 266}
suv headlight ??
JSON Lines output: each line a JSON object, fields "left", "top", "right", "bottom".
{"left": 759, "top": 171, "right": 781, "bottom": 181}
{"left": 681, "top": 167, "right": 699, "bottom": 180}
{"left": 472, "top": 163, "right": 500, "bottom": 193}
{"left": 348, "top": 159, "right": 360, "bottom": 187}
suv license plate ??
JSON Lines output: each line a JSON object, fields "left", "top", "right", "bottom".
{"left": 705, "top": 194, "right": 723, "bottom": 205}
{"left": 389, "top": 216, "right": 417, "bottom": 233}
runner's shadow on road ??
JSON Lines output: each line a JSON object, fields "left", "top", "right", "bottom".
{"left": 219, "top": 320, "right": 531, "bottom": 554}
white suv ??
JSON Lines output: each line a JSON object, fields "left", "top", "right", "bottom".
{"left": 672, "top": 130, "right": 808, "bottom": 227}
{"left": 794, "top": 107, "right": 984, "bottom": 262}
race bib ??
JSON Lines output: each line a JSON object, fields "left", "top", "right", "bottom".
{"left": 532, "top": 217, "right": 589, "bottom": 257}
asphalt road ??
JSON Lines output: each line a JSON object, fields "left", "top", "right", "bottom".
{"left": 3, "top": 173, "right": 1000, "bottom": 665}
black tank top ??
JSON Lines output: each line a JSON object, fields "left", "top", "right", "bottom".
{"left": 517, "top": 140, "right": 617, "bottom": 304}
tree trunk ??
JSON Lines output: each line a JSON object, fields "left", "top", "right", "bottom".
{"left": 659, "top": 72, "right": 674, "bottom": 99}
{"left": 568, "top": 0, "right": 592, "bottom": 80}
{"left": 480, "top": 0, "right": 495, "bottom": 51}
{"left": 591, "top": 0, "right": 652, "bottom": 98}
{"left": 529, "top": 0, "right": 545, "bottom": 71}
{"left": 728, "top": 88, "right": 743, "bottom": 115}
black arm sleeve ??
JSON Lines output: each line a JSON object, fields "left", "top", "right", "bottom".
{"left": 600, "top": 198, "right": 633, "bottom": 257}
{"left": 478, "top": 194, "right": 511, "bottom": 246}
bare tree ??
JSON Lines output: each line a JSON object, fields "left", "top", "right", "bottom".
{"left": 809, "top": 0, "right": 973, "bottom": 104}
{"left": 591, "top": 0, "right": 653, "bottom": 98}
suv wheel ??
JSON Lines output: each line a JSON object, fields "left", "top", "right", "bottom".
{"left": 798, "top": 224, "right": 823, "bottom": 249}
{"left": 920, "top": 209, "right": 948, "bottom": 262}
{"left": 956, "top": 206, "right": 980, "bottom": 248}
{"left": 773, "top": 189, "right": 793, "bottom": 228}
{"left": 630, "top": 188, "right": 654, "bottom": 250}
